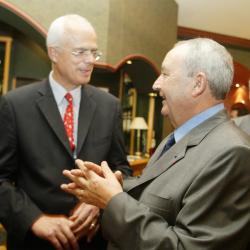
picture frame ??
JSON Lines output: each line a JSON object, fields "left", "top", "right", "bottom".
{"left": 0, "top": 36, "right": 12, "bottom": 95}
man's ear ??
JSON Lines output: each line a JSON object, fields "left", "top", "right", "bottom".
{"left": 192, "top": 72, "right": 207, "bottom": 97}
{"left": 48, "top": 47, "right": 58, "bottom": 63}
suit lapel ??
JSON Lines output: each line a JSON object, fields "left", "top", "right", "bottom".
{"left": 36, "top": 80, "right": 72, "bottom": 156}
{"left": 125, "top": 110, "right": 229, "bottom": 192}
{"left": 125, "top": 139, "right": 188, "bottom": 192}
{"left": 146, "top": 135, "right": 175, "bottom": 166}
{"left": 77, "top": 85, "right": 96, "bottom": 155}
{"left": 124, "top": 135, "right": 190, "bottom": 192}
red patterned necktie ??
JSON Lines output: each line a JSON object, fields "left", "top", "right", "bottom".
{"left": 64, "top": 93, "right": 75, "bottom": 151}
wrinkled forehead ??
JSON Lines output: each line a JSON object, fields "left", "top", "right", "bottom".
{"left": 62, "top": 25, "right": 97, "bottom": 48}
{"left": 162, "top": 45, "right": 188, "bottom": 70}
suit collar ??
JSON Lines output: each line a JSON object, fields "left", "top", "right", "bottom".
{"left": 76, "top": 85, "right": 96, "bottom": 155}
{"left": 125, "top": 110, "right": 230, "bottom": 192}
{"left": 36, "top": 80, "right": 97, "bottom": 157}
{"left": 36, "top": 80, "right": 73, "bottom": 156}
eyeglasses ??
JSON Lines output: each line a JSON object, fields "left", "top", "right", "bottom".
{"left": 56, "top": 47, "right": 102, "bottom": 61}
{"left": 71, "top": 48, "right": 102, "bottom": 61}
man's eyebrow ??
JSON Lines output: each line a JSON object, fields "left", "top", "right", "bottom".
{"left": 74, "top": 47, "right": 98, "bottom": 50}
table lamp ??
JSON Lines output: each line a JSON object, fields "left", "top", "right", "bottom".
{"left": 130, "top": 117, "right": 148, "bottom": 156}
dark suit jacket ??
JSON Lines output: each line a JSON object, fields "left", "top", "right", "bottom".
{"left": 0, "top": 79, "right": 131, "bottom": 250}
{"left": 101, "top": 110, "right": 250, "bottom": 250}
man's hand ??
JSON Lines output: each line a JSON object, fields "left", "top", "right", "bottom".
{"left": 69, "top": 202, "right": 100, "bottom": 241}
{"left": 61, "top": 160, "right": 123, "bottom": 209}
{"left": 31, "top": 214, "right": 79, "bottom": 250}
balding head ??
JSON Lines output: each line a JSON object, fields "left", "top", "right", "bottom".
{"left": 46, "top": 14, "right": 96, "bottom": 48}
{"left": 173, "top": 38, "right": 234, "bottom": 100}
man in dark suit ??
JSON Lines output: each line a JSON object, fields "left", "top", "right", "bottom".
{"left": 0, "top": 14, "right": 131, "bottom": 250}
{"left": 62, "top": 38, "right": 250, "bottom": 250}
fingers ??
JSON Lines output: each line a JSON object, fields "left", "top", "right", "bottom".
{"left": 73, "top": 211, "right": 94, "bottom": 235}
{"left": 62, "top": 170, "right": 87, "bottom": 189}
{"left": 70, "top": 213, "right": 88, "bottom": 232}
{"left": 101, "top": 161, "right": 112, "bottom": 173}
{"left": 87, "top": 221, "right": 100, "bottom": 243}
{"left": 50, "top": 237, "right": 63, "bottom": 250}
{"left": 114, "top": 170, "right": 123, "bottom": 186}
{"left": 70, "top": 169, "right": 85, "bottom": 177}
{"left": 80, "top": 161, "right": 103, "bottom": 176}
{"left": 101, "top": 161, "right": 120, "bottom": 183}
{"left": 33, "top": 215, "right": 79, "bottom": 250}
{"left": 70, "top": 203, "right": 92, "bottom": 231}
{"left": 63, "top": 160, "right": 103, "bottom": 190}
{"left": 56, "top": 219, "right": 79, "bottom": 250}
{"left": 61, "top": 185, "right": 85, "bottom": 201}
{"left": 75, "top": 159, "right": 86, "bottom": 172}
{"left": 53, "top": 218, "right": 79, "bottom": 250}
{"left": 69, "top": 202, "right": 87, "bottom": 220}
{"left": 72, "top": 209, "right": 100, "bottom": 240}
{"left": 55, "top": 230, "right": 77, "bottom": 250}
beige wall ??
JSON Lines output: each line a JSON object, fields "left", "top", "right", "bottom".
{"left": 107, "top": 0, "right": 177, "bottom": 66}
{"left": 5, "top": 0, "right": 110, "bottom": 61}
{"left": 176, "top": 0, "right": 250, "bottom": 71}
{"left": 5, "top": 0, "right": 178, "bottom": 68}
{"left": 176, "top": 0, "right": 250, "bottom": 40}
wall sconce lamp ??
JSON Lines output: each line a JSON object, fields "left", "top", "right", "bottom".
{"left": 130, "top": 117, "right": 148, "bottom": 156}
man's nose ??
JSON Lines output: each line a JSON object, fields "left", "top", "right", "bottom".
{"left": 152, "top": 78, "right": 161, "bottom": 91}
{"left": 84, "top": 53, "right": 96, "bottom": 64}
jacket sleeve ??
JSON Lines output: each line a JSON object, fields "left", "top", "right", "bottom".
{"left": 0, "top": 96, "right": 42, "bottom": 241}
{"left": 101, "top": 146, "right": 250, "bottom": 250}
{"left": 107, "top": 100, "right": 132, "bottom": 177}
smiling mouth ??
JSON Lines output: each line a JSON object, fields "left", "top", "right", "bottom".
{"left": 79, "top": 68, "right": 92, "bottom": 74}
{"left": 159, "top": 93, "right": 166, "bottom": 100}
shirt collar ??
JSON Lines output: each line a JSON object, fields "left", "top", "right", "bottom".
{"left": 174, "top": 103, "right": 224, "bottom": 143}
{"left": 49, "top": 71, "right": 81, "bottom": 106}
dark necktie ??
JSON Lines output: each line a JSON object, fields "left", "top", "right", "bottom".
{"left": 64, "top": 93, "right": 75, "bottom": 151}
{"left": 158, "top": 133, "right": 175, "bottom": 159}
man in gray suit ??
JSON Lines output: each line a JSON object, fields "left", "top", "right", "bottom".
{"left": 0, "top": 14, "right": 131, "bottom": 250}
{"left": 62, "top": 38, "right": 250, "bottom": 249}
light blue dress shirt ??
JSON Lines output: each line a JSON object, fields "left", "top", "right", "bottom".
{"left": 49, "top": 72, "right": 81, "bottom": 157}
{"left": 174, "top": 103, "right": 224, "bottom": 143}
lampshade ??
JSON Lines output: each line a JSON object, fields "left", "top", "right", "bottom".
{"left": 130, "top": 117, "right": 148, "bottom": 130}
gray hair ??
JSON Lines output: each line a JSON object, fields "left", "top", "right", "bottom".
{"left": 175, "top": 38, "right": 234, "bottom": 100}
{"left": 46, "top": 14, "right": 94, "bottom": 48}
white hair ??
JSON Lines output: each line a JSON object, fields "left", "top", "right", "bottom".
{"left": 46, "top": 14, "right": 94, "bottom": 48}
{"left": 175, "top": 38, "right": 234, "bottom": 100}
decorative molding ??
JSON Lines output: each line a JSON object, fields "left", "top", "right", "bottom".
{"left": 95, "top": 54, "right": 160, "bottom": 74}
{"left": 0, "top": 0, "right": 47, "bottom": 38}
{"left": 178, "top": 26, "right": 250, "bottom": 50}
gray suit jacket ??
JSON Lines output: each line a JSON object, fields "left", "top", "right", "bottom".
{"left": 234, "top": 114, "right": 250, "bottom": 135}
{"left": 101, "top": 110, "right": 250, "bottom": 250}
{"left": 0, "top": 80, "right": 131, "bottom": 250}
